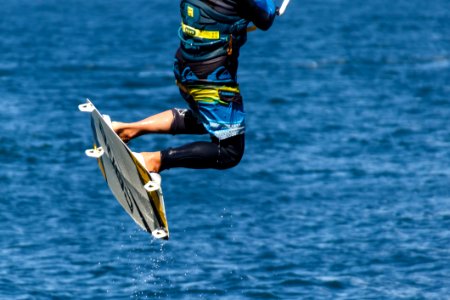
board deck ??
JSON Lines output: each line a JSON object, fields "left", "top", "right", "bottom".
{"left": 79, "top": 99, "right": 169, "bottom": 239}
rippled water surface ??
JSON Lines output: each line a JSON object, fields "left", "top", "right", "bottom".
{"left": 1, "top": 0, "right": 450, "bottom": 299}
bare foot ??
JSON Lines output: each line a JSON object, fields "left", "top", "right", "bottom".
{"left": 112, "top": 121, "right": 138, "bottom": 143}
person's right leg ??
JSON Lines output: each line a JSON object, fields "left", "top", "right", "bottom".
{"left": 160, "top": 134, "right": 245, "bottom": 171}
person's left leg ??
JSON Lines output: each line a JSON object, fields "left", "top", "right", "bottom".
{"left": 112, "top": 110, "right": 175, "bottom": 143}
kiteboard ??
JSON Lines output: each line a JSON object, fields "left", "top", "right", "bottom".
{"left": 78, "top": 99, "right": 169, "bottom": 239}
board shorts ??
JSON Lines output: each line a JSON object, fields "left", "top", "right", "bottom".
{"left": 166, "top": 49, "right": 246, "bottom": 171}
{"left": 177, "top": 83, "right": 246, "bottom": 140}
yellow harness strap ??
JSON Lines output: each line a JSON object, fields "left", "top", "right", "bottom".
{"left": 181, "top": 22, "right": 220, "bottom": 40}
{"left": 176, "top": 81, "right": 240, "bottom": 105}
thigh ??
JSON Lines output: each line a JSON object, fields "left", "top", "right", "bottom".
{"left": 160, "top": 141, "right": 219, "bottom": 171}
{"left": 160, "top": 134, "right": 245, "bottom": 171}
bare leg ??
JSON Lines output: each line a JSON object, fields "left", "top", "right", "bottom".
{"left": 112, "top": 110, "right": 174, "bottom": 143}
{"left": 112, "top": 110, "right": 173, "bottom": 172}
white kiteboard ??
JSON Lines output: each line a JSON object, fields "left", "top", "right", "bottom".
{"left": 79, "top": 99, "right": 169, "bottom": 239}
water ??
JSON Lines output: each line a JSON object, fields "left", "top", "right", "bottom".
{"left": 1, "top": 0, "right": 450, "bottom": 299}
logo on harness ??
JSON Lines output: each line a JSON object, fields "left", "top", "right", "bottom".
{"left": 187, "top": 5, "right": 194, "bottom": 18}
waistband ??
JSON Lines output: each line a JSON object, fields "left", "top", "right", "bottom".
{"left": 176, "top": 81, "right": 241, "bottom": 105}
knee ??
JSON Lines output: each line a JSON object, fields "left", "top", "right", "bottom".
{"left": 218, "top": 148, "right": 244, "bottom": 170}
{"left": 217, "top": 135, "right": 245, "bottom": 170}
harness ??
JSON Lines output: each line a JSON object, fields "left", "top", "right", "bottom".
{"left": 178, "top": 0, "right": 249, "bottom": 61}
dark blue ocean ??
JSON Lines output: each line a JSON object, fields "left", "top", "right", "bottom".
{"left": 1, "top": 0, "right": 450, "bottom": 299}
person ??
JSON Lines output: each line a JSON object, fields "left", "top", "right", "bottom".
{"left": 113, "top": 0, "right": 277, "bottom": 173}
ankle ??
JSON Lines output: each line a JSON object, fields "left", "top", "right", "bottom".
{"left": 142, "top": 152, "right": 162, "bottom": 173}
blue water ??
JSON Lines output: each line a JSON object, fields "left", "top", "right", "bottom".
{"left": 1, "top": 0, "right": 450, "bottom": 299}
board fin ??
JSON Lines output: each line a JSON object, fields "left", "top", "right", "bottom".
{"left": 85, "top": 147, "right": 104, "bottom": 158}
{"left": 152, "top": 229, "right": 168, "bottom": 239}
{"left": 78, "top": 99, "right": 95, "bottom": 113}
